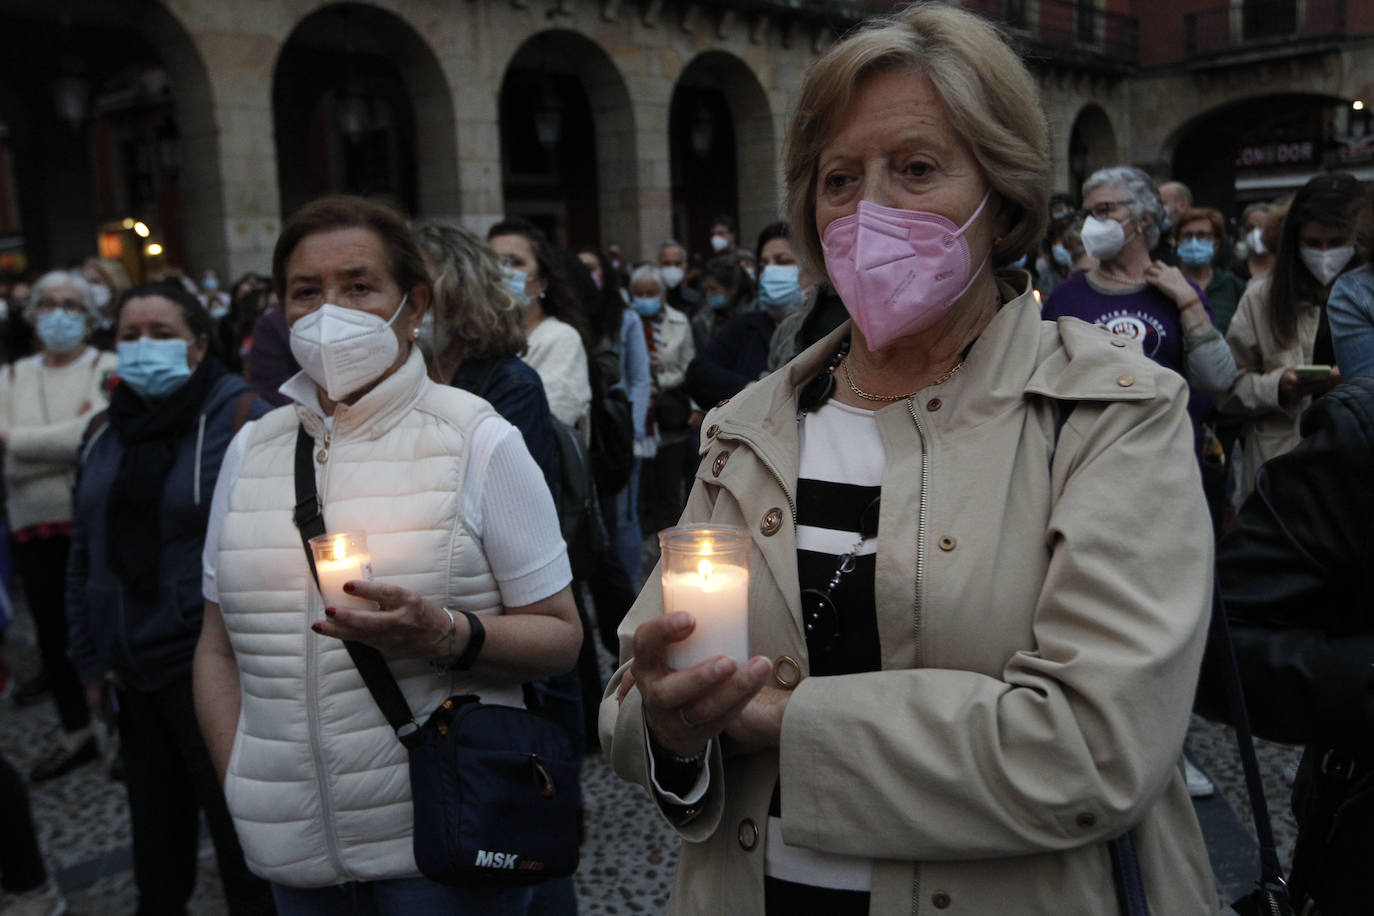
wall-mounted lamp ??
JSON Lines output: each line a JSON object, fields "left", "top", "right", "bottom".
{"left": 144, "top": 242, "right": 163, "bottom": 257}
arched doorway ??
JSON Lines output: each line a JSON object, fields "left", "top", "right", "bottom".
{"left": 1170, "top": 94, "right": 1365, "bottom": 217}
{"left": 273, "top": 3, "right": 457, "bottom": 220}
{"left": 498, "top": 30, "right": 635, "bottom": 251}
{"left": 0, "top": 1, "right": 206, "bottom": 278}
{"left": 1068, "top": 104, "right": 1119, "bottom": 197}
{"left": 670, "top": 53, "right": 776, "bottom": 257}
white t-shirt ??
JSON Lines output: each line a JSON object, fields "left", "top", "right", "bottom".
{"left": 202, "top": 396, "right": 570, "bottom": 608}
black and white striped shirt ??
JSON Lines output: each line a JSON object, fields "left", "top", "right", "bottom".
{"left": 766, "top": 397, "right": 888, "bottom": 914}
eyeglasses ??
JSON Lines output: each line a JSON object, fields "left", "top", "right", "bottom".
{"left": 34, "top": 298, "right": 86, "bottom": 314}
{"left": 1082, "top": 200, "right": 1133, "bottom": 221}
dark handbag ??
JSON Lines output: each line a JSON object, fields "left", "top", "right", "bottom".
{"left": 290, "top": 425, "right": 580, "bottom": 887}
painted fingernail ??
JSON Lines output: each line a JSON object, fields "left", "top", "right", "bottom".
{"left": 714, "top": 657, "right": 736, "bottom": 676}
{"left": 342, "top": 582, "right": 356, "bottom": 594}
{"left": 324, "top": 607, "right": 336, "bottom": 617}
{"left": 311, "top": 623, "right": 324, "bottom": 634}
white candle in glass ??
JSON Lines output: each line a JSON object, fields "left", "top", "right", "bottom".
{"left": 311, "top": 533, "right": 374, "bottom": 612}
{"left": 663, "top": 556, "right": 749, "bottom": 671}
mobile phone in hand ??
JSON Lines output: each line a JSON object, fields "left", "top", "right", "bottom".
{"left": 1294, "top": 365, "right": 1333, "bottom": 382}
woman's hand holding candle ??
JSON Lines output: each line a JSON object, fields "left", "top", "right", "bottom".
{"left": 311, "top": 579, "right": 461, "bottom": 660}
{"left": 630, "top": 612, "right": 773, "bottom": 759}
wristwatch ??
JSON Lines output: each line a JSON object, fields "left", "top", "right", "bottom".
{"left": 431, "top": 607, "right": 485, "bottom": 672}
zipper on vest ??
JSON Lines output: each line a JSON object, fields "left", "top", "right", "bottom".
{"left": 304, "top": 454, "right": 349, "bottom": 879}
{"left": 315, "top": 431, "right": 331, "bottom": 464}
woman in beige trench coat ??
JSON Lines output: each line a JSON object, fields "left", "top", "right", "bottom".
{"left": 600, "top": 5, "right": 1217, "bottom": 915}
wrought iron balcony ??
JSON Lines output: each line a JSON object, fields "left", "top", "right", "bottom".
{"left": 1184, "top": 0, "right": 1347, "bottom": 58}
{"left": 963, "top": 0, "right": 1140, "bottom": 69}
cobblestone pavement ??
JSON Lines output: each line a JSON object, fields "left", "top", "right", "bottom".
{"left": 1, "top": 609, "right": 1300, "bottom": 914}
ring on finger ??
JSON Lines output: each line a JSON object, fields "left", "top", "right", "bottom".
{"left": 679, "top": 707, "right": 698, "bottom": 729}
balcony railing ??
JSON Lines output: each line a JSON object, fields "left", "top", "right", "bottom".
{"left": 963, "top": 0, "right": 1140, "bottom": 68}
{"left": 1185, "top": 0, "right": 1347, "bottom": 58}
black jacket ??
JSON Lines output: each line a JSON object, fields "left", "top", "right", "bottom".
{"left": 1215, "top": 377, "right": 1374, "bottom": 914}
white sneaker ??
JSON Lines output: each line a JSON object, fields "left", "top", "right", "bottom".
{"left": 1184, "top": 757, "right": 1215, "bottom": 798}
{"left": 0, "top": 883, "right": 68, "bottom": 916}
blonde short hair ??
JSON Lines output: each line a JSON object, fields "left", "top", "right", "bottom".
{"left": 784, "top": 3, "right": 1051, "bottom": 283}
{"left": 415, "top": 221, "right": 526, "bottom": 364}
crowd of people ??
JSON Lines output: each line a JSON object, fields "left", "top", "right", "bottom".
{"left": 1, "top": 3, "right": 1372, "bottom": 915}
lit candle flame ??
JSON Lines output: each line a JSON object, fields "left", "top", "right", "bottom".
{"left": 698, "top": 559, "right": 712, "bottom": 581}
{"left": 332, "top": 535, "right": 347, "bottom": 561}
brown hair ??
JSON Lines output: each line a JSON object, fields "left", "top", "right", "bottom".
{"left": 1178, "top": 207, "right": 1225, "bottom": 242}
{"left": 272, "top": 195, "right": 430, "bottom": 303}
{"left": 784, "top": 2, "right": 1050, "bottom": 283}
{"left": 1268, "top": 173, "right": 1362, "bottom": 346}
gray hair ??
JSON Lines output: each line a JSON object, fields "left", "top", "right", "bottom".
{"left": 657, "top": 240, "right": 686, "bottom": 261}
{"left": 1083, "top": 166, "right": 1165, "bottom": 249}
{"left": 27, "top": 270, "right": 97, "bottom": 321}
{"left": 630, "top": 264, "right": 666, "bottom": 296}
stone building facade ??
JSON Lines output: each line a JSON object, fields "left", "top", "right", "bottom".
{"left": 1, "top": 0, "right": 1372, "bottom": 283}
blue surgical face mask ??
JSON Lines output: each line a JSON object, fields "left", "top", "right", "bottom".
{"left": 706, "top": 293, "right": 729, "bottom": 311}
{"left": 36, "top": 309, "right": 88, "bottom": 354}
{"left": 757, "top": 264, "right": 804, "bottom": 314}
{"left": 1051, "top": 244, "right": 1073, "bottom": 268}
{"left": 117, "top": 338, "right": 192, "bottom": 399}
{"left": 500, "top": 265, "right": 529, "bottom": 307}
{"left": 632, "top": 296, "right": 663, "bottom": 319}
{"left": 1177, "top": 238, "right": 1214, "bottom": 266}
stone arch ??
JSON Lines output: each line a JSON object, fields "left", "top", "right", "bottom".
{"left": 670, "top": 51, "right": 776, "bottom": 256}
{"left": 1164, "top": 92, "right": 1356, "bottom": 215}
{"left": 272, "top": 2, "right": 459, "bottom": 221}
{"left": 0, "top": 0, "right": 218, "bottom": 274}
{"left": 1068, "top": 104, "right": 1119, "bottom": 196}
{"left": 496, "top": 29, "right": 637, "bottom": 250}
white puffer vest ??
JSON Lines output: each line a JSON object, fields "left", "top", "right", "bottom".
{"left": 215, "top": 350, "right": 516, "bottom": 887}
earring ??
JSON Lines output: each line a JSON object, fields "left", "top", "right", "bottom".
{"left": 411, "top": 327, "right": 420, "bottom": 340}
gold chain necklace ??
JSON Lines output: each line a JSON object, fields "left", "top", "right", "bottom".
{"left": 841, "top": 357, "right": 964, "bottom": 402}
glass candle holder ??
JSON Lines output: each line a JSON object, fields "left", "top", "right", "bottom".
{"left": 308, "top": 531, "right": 375, "bottom": 613}
{"left": 659, "top": 525, "right": 749, "bottom": 671}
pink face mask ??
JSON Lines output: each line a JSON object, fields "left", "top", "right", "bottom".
{"left": 821, "top": 191, "right": 992, "bottom": 351}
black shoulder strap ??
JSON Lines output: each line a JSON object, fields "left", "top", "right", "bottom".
{"left": 1208, "top": 576, "right": 1289, "bottom": 899}
{"left": 292, "top": 424, "right": 421, "bottom": 746}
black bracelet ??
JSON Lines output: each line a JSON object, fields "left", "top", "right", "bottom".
{"left": 434, "top": 610, "right": 485, "bottom": 672}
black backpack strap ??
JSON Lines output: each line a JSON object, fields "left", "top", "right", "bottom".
{"left": 292, "top": 424, "right": 421, "bottom": 746}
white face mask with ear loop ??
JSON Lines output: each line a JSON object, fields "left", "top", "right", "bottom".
{"left": 289, "top": 294, "right": 408, "bottom": 402}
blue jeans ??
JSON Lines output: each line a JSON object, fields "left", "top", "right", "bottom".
{"left": 271, "top": 877, "right": 534, "bottom": 915}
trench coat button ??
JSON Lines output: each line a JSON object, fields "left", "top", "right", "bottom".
{"left": 1076, "top": 811, "right": 1096, "bottom": 829}
{"left": 772, "top": 656, "right": 802, "bottom": 689}
{"left": 1110, "top": 338, "right": 1126, "bottom": 348}
{"left": 712, "top": 452, "right": 729, "bottom": 477}
{"left": 760, "top": 508, "right": 783, "bottom": 536}
{"left": 706, "top": 423, "right": 720, "bottom": 439}
{"left": 938, "top": 536, "right": 956, "bottom": 551}
{"left": 932, "top": 890, "right": 952, "bottom": 909}
{"left": 738, "top": 818, "right": 759, "bottom": 851}
{"left": 1117, "top": 374, "right": 1135, "bottom": 387}
{"left": 926, "top": 397, "right": 943, "bottom": 412}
